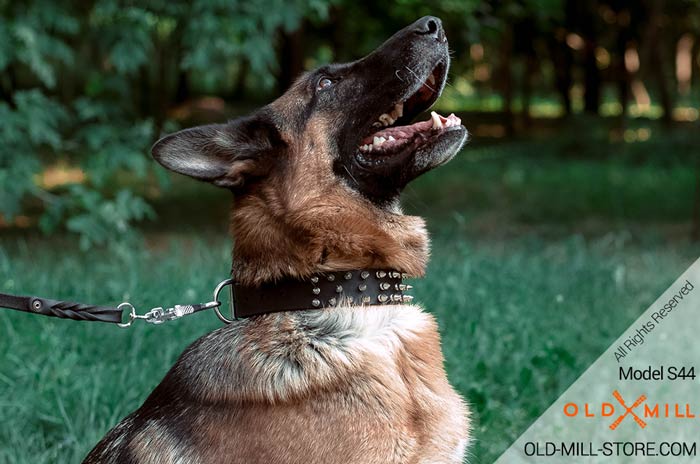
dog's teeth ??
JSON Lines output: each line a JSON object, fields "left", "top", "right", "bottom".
{"left": 431, "top": 111, "right": 443, "bottom": 129}
{"left": 379, "top": 113, "right": 395, "bottom": 126}
{"left": 390, "top": 102, "right": 403, "bottom": 120}
{"left": 373, "top": 136, "right": 386, "bottom": 147}
{"left": 372, "top": 121, "right": 382, "bottom": 128}
{"left": 388, "top": 136, "right": 395, "bottom": 141}
{"left": 428, "top": 73, "right": 436, "bottom": 85}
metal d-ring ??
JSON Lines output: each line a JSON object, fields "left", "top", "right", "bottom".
{"left": 212, "top": 278, "right": 236, "bottom": 324}
{"left": 117, "top": 302, "right": 137, "bottom": 328}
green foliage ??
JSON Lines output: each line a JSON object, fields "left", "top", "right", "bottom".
{"left": 0, "top": 1, "right": 78, "bottom": 88}
{"left": 0, "top": 90, "right": 65, "bottom": 217}
{"left": 181, "top": 0, "right": 334, "bottom": 88}
{"left": 0, "top": 1, "right": 159, "bottom": 249}
{"left": 0, "top": 0, "right": 335, "bottom": 248}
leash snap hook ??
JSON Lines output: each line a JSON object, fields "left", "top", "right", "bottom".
{"left": 117, "top": 302, "right": 161, "bottom": 328}
{"left": 117, "top": 302, "right": 140, "bottom": 328}
{"left": 117, "top": 301, "right": 222, "bottom": 328}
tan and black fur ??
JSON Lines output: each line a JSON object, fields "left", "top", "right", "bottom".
{"left": 85, "top": 16, "right": 470, "bottom": 464}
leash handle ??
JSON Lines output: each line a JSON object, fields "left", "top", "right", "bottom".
{"left": 0, "top": 293, "right": 124, "bottom": 324}
{"left": 0, "top": 277, "right": 233, "bottom": 326}
{"left": 118, "top": 278, "right": 234, "bottom": 327}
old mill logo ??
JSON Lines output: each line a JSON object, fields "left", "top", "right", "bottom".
{"left": 564, "top": 390, "right": 696, "bottom": 429}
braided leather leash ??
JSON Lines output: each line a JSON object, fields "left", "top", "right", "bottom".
{"left": 0, "top": 290, "right": 223, "bottom": 326}
{"left": 0, "top": 292, "right": 124, "bottom": 324}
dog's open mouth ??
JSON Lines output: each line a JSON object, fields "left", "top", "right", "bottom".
{"left": 356, "top": 60, "right": 461, "bottom": 166}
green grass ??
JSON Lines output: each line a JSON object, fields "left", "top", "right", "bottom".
{"left": 1, "top": 122, "right": 698, "bottom": 463}
{"left": 405, "top": 119, "right": 697, "bottom": 226}
{"left": 428, "top": 236, "right": 694, "bottom": 461}
{"left": 0, "top": 234, "right": 695, "bottom": 463}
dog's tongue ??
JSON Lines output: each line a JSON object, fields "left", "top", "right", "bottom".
{"left": 362, "top": 112, "right": 461, "bottom": 145}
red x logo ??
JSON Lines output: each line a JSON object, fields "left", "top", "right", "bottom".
{"left": 609, "top": 390, "right": 647, "bottom": 430}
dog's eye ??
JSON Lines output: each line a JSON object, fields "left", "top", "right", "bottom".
{"left": 317, "top": 77, "right": 333, "bottom": 91}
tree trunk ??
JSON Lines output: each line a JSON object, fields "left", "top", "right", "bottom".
{"left": 522, "top": 55, "right": 536, "bottom": 128}
{"left": 583, "top": 40, "right": 601, "bottom": 114}
{"left": 579, "top": 1, "right": 600, "bottom": 114}
{"left": 500, "top": 25, "right": 515, "bottom": 135}
{"left": 232, "top": 59, "right": 249, "bottom": 99}
{"left": 137, "top": 67, "right": 150, "bottom": 119}
{"left": 514, "top": 19, "right": 537, "bottom": 128}
{"left": 550, "top": 37, "right": 573, "bottom": 116}
{"left": 174, "top": 71, "right": 190, "bottom": 104}
{"left": 693, "top": 164, "right": 700, "bottom": 241}
{"left": 614, "top": 14, "right": 632, "bottom": 126}
{"left": 154, "top": 39, "right": 168, "bottom": 137}
{"left": 692, "top": 38, "right": 700, "bottom": 95}
{"left": 328, "top": 5, "right": 346, "bottom": 61}
{"left": 277, "top": 25, "right": 305, "bottom": 95}
{"left": 646, "top": 0, "right": 673, "bottom": 125}
{"left": 0, "top": 65, "right": 16, "bottom": 107}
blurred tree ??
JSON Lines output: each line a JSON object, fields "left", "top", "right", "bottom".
{"left": 579, "top": 1, "right": 603, "bottom": 114}
{"left": 644, "top": 0, "right": 674, "bottom": 125}
{"left": 1, "top": 0, "right": 699, "bottom": 245}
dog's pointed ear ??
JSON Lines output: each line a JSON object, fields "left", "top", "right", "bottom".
{"left": 151, "top": 114, "right": 284, "bottom": 189}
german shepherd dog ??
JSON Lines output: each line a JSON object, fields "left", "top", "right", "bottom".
{"left": 84, "top": 16, "right": 469, "bottom": 464}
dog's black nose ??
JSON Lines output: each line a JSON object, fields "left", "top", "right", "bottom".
{"left": 414, "top": 16, "right": 445, "bottom": 42}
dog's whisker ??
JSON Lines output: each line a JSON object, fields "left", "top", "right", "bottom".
{"left": 404, "top": 65, "right": 438, "bottom": 94}
{"left": 343, "top": 165, "right": 359, "bottom": 186}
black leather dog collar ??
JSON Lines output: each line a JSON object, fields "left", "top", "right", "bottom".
{"left": 229, "top": 270, "right": 412, "bottom": 319}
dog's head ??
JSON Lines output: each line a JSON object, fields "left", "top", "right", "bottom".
{"left": 153, "top": 17, "right": 468, "bottom": 284}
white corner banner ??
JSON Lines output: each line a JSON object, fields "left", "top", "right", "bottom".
{"left": 495, "top": 257, "right": 700, "bottom": 463}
